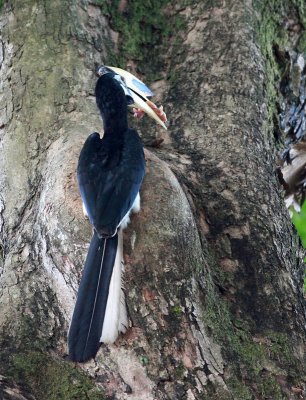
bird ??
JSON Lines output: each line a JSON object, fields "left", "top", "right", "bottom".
{"left": 68, "top": 66, "right": 167, "bottom": 363}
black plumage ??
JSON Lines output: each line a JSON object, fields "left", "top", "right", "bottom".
{"left": 68, "top": 71, "right": 145, "bottom": 362}
{"left": 68, "top": 234, "right": 117, "bottom": 362}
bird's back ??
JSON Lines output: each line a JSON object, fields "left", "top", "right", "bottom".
{"left": 77, "top": 128, "right": 145, "bottom": 238}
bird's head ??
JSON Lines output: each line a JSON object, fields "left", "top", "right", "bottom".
{"left": 96, "top": 65, "right": 167, "bottom": 130}
{"left": 95, "top": 67, "right": 132, "bottom": 132}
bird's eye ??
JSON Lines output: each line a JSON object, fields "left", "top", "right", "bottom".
{"left": 97, "top": 66, "right": 109, "bottom": 77}
{"left": 115, "top": 75, "right": 133, "bottom": 99}
{"left": 126, "top": 95, "right": 134, "bottom": 105}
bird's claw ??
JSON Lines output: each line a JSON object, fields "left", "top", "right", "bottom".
{"left": 133, "top": 101, "right": 167, "bottom": 124}
{"left": 133, "top": 108, "right": 145, "bottom": 119}
{"left": 147, "top": 100, "right": 167, "bottom": 123}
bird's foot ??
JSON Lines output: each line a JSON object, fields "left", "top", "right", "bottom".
{"left": 132, "top": 108, "right": 145, "bottom": 119}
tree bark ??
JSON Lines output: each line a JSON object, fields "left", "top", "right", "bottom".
{"left": 0, "top": 1, "right": 305, "bottom": 399}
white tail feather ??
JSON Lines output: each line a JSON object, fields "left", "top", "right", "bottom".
{"left": 100, "top": 193, "right": 140, "bottom": 343}
{"left": 100, "top": 230, "right": 128, "bottom": 343}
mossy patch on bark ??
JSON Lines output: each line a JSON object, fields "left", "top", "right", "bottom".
{"left": 5, "top": 351, "right": 105, "bottom": 400}
{"left": 98, "top": 0, "right": 185, "bottom": 80}
{"left": 202, "top": 288, "right": 303, "bottom": 397}
{"left": 0, "top": 309, "right": 105, "bottom": 400}
{"left": 255, "top": 0, "right": 306, "bottom": 133}
{"left": 255, "top": 2, "right": 289, "bottom": 129}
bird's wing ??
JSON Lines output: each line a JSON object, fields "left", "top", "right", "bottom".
{"left": 77, "top": 132, "right": 106, "bottom": 226}
{"left": 77, "top": 130, "right": 145, "bottom": 237}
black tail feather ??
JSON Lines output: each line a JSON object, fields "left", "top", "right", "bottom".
{"left": 68, "top": 232, "right": 118, "bottom": 362}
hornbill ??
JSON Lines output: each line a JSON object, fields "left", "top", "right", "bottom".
{"left": 68, "top": 66, "right": 167, "bottom": 363}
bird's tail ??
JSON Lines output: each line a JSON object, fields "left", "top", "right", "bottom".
{"left": 68, "top": 230, "right": 127, "bottom": 363}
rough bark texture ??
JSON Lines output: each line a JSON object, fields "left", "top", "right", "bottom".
{"left": 0, "top": 0, "right": 305, "bottom": 399}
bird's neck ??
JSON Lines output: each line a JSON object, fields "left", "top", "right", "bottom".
{"left": 100, "top": 103, "right": 128, "bottom": 137}
{"left": 102, "top": 116, "right": 128, "bottom": 136}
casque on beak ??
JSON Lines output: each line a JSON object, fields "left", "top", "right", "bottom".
{"left": 103, "top": 66, "right": 167, "bottom": 130}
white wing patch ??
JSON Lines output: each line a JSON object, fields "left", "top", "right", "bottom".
{"left": 119, "top": 193, "right": 141, "bottom": 230}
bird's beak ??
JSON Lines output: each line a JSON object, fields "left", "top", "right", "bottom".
{"left": 106, "top": 66, "right": 167, "bottom": 130}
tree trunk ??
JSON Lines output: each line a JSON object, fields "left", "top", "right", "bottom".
{"left": 0, "top": 1, "right": 305, "bottom": 399}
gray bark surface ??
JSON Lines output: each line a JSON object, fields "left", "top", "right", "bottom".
{"left": 0, "top": 1, "right": 305, "bottom": 399}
